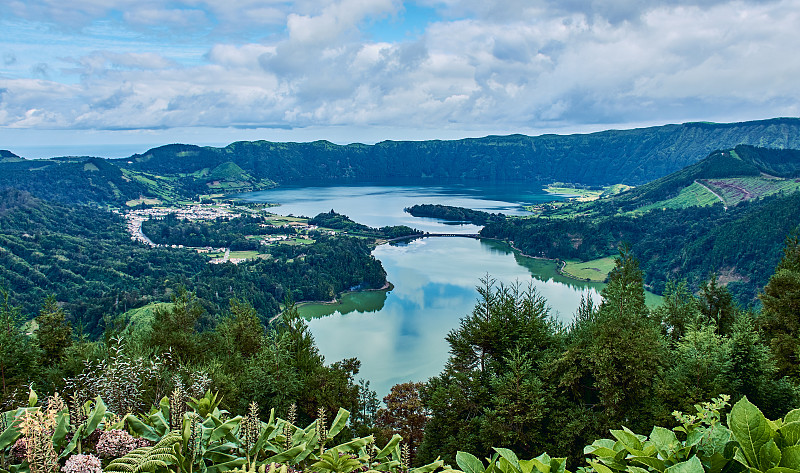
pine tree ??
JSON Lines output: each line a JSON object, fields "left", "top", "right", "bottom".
{"left": 698, "top": 273, "right": 737, "bottom": 336}
{"left": 759, "top": 230, "right": 800, "bottom": 378}
{"left": 35, "top": 295, "right": 72, "bottom": 361}
{"left": 588, "top": 245, "right": 665, "bottom": 429}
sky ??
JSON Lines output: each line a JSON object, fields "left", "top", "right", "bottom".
{"left": 1, "top": 0, "right": 799, "bottom": 158}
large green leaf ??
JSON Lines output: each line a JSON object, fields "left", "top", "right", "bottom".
{"left": 651, "top": 426, "right": 680, "bottom": 458}
{"left": 587, "top": 461, "right": 613, "bottom": 473}
{"left": 51, "top": 411, "right": 69, "bottom": 450}
{"left": 410, "top": 460, "right": 445, "bottom": 473}
{"left": 126, "top": 414, "right": 161, "bottom": 442}
{"left": 327, "top": 408, "right": 349, "bottom": 439}
{"left": 730, "top": 396, "right": 774, "bottom": 470}
{"left": 375, "top": 434, "right": 402, "bottom": 460}
{"left": 327, "top": 436, "right": 373, "bottom": 454}
{"left": 630, "top": 456, "right": 666, "bottom": 472}
{"left": 780, "top": 446, "right": 800, "bottom": 469}
{"left": 780, "top": 423, "right": 800, "bottom": 447}
{"left": 611, "top": 428, "right": 644, "bottom": 453}
{"left": 60, "top": 424, "right": 84, "bottom": 459}
{"left": 204, "top": 458, "right": 247, "bottom": 473}
{"left": 210, "top": 416, "right": 241, "bottom": 444}
{"left": 493, "top": 448, "right": 521, "bottom": 473}
{"left": 704, "top": 451, "right": 737, "bottom": 473}
{"left": 84, "top": 396, "right": 107, "bottom": 434}
{"left": 456, "top": 451, "right": 486, "bottom": 473}
{"left": 664, "top": 456, "right": 703, "bottom": 473}
{"left": 785, "top": 411, "right": 800, "bottom": 425}
{"left": 529, "top": 452, "right": 552, "bottom": 473}
{"left": 265, "top": 443, "right": 308, "bottom": 464}
{"left": 0, "top": 414, "right": 21, "bottom": 451}
{"left": 627, "top": 467, "right": 651, "bottom": 473}
{"left": 551, "top": 458, "right": 567, "bottom": 473}
{"left": 760, "top": 440, "right": 782, "bottom": 471}
{"left": 518, "top": 460, "right": 534, "bottom": 473}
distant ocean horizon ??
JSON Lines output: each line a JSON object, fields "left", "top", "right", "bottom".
{"left": 7, "top": 142, "right": 225, "bottom": 160}
{"left": 8, "top": 144, "right": 164, "bottom": 160}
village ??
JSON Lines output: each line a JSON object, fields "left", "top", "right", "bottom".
{"left": 122, "top": 201, "right": 328, "bottom": 263}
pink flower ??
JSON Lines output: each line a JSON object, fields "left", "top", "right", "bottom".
{"left": 62, "top": 454, "right": 102, "bottom": 473}
{"left": 95, "top": 430, "right": 138, "bottom": 458}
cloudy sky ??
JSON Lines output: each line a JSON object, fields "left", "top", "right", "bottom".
{"left": 1, "top": 0, "right": 799, "bottom": 157}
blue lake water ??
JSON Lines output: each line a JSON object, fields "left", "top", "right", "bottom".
{"left": 236, "top": 182, "right": 643, "bottom": 398}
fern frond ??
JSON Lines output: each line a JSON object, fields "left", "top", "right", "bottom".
{"left": 105, "top": 433, "right": 181, "bottom": 473}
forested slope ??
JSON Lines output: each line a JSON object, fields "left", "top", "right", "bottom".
{"left": 482, "top": 145, "right": 800, "bottom": 302}
{"left": 0, "top": 157, "right": 151, "bottom": 204}
{"left": 121, "top": 118, "right": 800, "bottom": 186}
{"left": 0, "top": 189, "right": 386, "bottom": 335}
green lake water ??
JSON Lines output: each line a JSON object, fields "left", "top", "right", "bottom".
{"left": 237, "top": 182, "right": 661, "bottom": 398}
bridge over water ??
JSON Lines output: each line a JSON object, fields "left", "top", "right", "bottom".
{"left": 386, "top": 232, "right": 482, "bottom": 242}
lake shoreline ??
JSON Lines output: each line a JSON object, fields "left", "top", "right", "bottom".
{"left": 271, "top": 281, "right": 394, "bottom": 322}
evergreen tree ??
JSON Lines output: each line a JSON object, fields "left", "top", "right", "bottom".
{"left": 585, "top": 246, "right": 665, "bottom": 429}
{"left": 419, "top": 278, "right": 560, "bottom": 463}
{"left": 35, "top": 295, "right": 73, "bottom": 361}
{"left": 216, "top": 298, "right": 264, "bottom": 359}
{"left": 660, "top": 323, "right": 731, "bottom": 413}
{"left": 760, "top": 231, "right": 800, "bottom": 378}
{"left": 698, "top": 273, "right": 737, "bottom": 336}
{"left": 726, "top": 311, "right": 795, "bottom": 418}
{"left": 148, "top": 287, "right": 205, "bottom": 362}
{"left": 0, "top": 288, "right": 40, "bottom": 406}
{"left": 654, "top": 279, "right": 700, "bottom": 343}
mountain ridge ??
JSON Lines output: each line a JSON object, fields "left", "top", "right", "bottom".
{"left": 119, "top": 117, "right": 800, "bottom": 186}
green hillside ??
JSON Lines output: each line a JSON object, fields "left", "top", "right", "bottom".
{"left": 0, "top": 188, "right": 386, "bottom": 336}
{"left": 0, "top": 157, "right": 153, "bottom": 204}
{"left": 4, "top": 118, "right": 800, "bottom": 205}
{"left": 120, "top": 118, "right": 800, "bottom": 186}
{"left": 481, "top": 145, "right": 800, "bottom": 303}
{"left": 540, "top": 144, "right": 800, "bottom": 217}
{"left": 0, "top": 150, "right": 24, "bottom": 162}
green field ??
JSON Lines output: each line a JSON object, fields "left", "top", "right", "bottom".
{"left": 633, "top": 181, "right": 722, "bottom": 214}
{"left": 545, "top": 183, "right": 632, "bottom": 202}
{"left": 229, "top": 250, "right": 260, "bottom": 259}
{"left": 545, "top": 185, "right": 603, "bottom": 201}
{"left": 279, "top": 237, "right": 315, "bottom": 246}
{"left": 561, "top": 256, "right": 617, "bottom": 282}
{"left": 125, "top": 197, "right": 162, "bottom": 207}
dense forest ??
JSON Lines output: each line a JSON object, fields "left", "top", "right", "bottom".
{"left": 481, "top": 145, "right": 800, "bottom": 304}
{"left": 307, "top": 211, "right": 422, "bottom": 239}
{"left": 119, "top": 118, "right": 800, "bottom": 186}
{"left": 3, "top": 235, "right": 800, "bottom": 473}
{"left": 404, "top": 204, "right": 503, "bottom": 226}
{"left": 0, "top": 189, "right": 387, "bottom": 336}
{"left": 141, "top": 214, "right": 297, "bottom": 250}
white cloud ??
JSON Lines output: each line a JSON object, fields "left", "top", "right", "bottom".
{"left": 0, "top": 0, "right": 798, "bottom": 139}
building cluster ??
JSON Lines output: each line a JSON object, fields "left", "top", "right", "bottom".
{"left": 123, "top": 203, "right": 241, "bottom": 248}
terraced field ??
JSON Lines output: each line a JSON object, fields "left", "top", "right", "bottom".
{"left": 701, "top": 176, "right": 800, "bottom": 206}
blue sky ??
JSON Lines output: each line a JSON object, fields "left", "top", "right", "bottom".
{"left": 1, "top": 0, "right": 799, "bottom": 158}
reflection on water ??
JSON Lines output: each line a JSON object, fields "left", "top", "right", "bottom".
{"left": 297, "top": 290, "right": 388, "bottom": 318}
{"left": 240, "top": 182, "right": 659, "bottom": 398}
{"left": 303, "top": 237, "right": 605, "bottom": 398}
